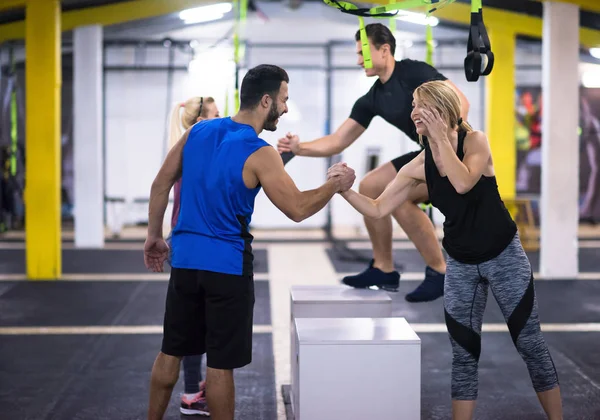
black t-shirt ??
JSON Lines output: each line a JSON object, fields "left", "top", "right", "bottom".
{"left": 349, "top": 59, "right": 447, "bottom": 144}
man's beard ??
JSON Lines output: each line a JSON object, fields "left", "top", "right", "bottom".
{"left": 263, "top": 102, "right": 280, "bottom": 132}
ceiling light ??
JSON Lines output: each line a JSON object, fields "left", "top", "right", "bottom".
{"left": 179, "top": 3, "right": 232, "bottom": 24}
{"left": 395, "top": 11, "right": 438, "bottom": 27}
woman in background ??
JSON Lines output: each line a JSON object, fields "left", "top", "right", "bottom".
{"left": 169, "top": 97, "right": 220, "bottom": 231}
{"left": 167, "top": 95, "right": 220, "bottom": 416}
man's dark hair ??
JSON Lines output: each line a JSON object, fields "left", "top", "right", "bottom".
{"left": 355, "top": 23, "right": 396, "bottom": 56}
{"left": 239, "top": 64, "right": 289, "bottom": 110}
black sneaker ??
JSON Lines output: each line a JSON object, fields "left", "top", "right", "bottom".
{"left": 342, "top": 260, "right": 400, "bottom": 292}
{"left": 405, "top": 266, "right": 444, "bottom": 302}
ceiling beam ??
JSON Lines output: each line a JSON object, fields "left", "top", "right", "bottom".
{"left": 0, "top": 0, "right": 211, "bottom": 44}
{"left": 0, "top": 0, "right": 24, "bottom": 13}
{"left": 531, "top": 0, "right": 600, "bottom": 15}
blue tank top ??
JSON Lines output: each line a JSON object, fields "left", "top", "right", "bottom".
{"left": 170, "top": 117, "right": 270, "bottom": 276}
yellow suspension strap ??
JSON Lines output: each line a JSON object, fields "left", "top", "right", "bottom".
{"left": 224, "top": 88, "right": 230, "bottom": 117}
{"left": 425, "top": 21, "right": 434, "bottom": 66}
{"left": 233, "top": 0, "right": 240, "bottom": 113}
{"left": 233, "top": 0, "right": 248, "bottom": 113}
{"left": 420, "top": 22, "right": 435, "bottom": 216}
{"left": 388, "top": 0, "right": 396, "bottom": 34}
{"left": 358, "top": 16, "right": 372, "bottom": 68}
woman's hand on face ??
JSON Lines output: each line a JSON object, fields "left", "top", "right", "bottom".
{"left": 420, "top": 107, "right": 449, "bottom": 143}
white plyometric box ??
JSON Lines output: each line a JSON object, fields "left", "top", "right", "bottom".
{"left": 290, "top": 285, "right": 393, "bottom": 418}
{"left": 290, "top": 285, "right": 393, "bottom": 319}
{"left": 293, "top": 317, "right": 421, "bottom": 420}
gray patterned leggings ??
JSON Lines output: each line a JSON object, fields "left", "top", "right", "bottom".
{"left": 444, "top": 233, "right": 560, "bottom": 400}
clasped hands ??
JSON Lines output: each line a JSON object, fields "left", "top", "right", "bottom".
{"left": 327, "top": 162, "right": 356, "bottom": 193}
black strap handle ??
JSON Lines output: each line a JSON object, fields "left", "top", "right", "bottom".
{"left": 328, "top": 0, "right": 398, "bottom": 17}
{"left": 281, "top": 151, "right": 295, "bottom": 166}
{"left": 464, "top": 8, "right": 494, "bottom": 82}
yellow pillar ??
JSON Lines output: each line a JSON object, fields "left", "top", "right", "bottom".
{"left": 485, "top": 27, "right": 516, "bottom": 200}
{"left": 25, "top": 0, "right": 62, "bottom": 279}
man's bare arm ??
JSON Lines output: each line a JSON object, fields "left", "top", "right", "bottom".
{"left": 248, "top": 146, "right": 349, "bottom": 222}
{"left": 295, "top": 118, "right": 366, "bottom": 157}
{"left": 147, "top": 129, "right": 190, "bottom": 238}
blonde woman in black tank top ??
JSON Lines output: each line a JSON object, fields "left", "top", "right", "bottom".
{"left": 332, "top": 81, "right": 563, "bottom": 420}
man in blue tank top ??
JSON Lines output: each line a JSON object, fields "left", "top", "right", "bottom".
{"left": 143, "top": 64, "right": 356, "bottom": 420}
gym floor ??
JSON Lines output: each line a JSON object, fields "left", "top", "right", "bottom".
{"left": 1, "top": 227, "right": 599, "bottom": 420}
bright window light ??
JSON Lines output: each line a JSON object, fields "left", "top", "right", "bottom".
{"left": 285, "top": 99, "right": 302, "bottom": 123}
{"left": 179, "top": 3, "right": 232, "bottom": 24}
{"left": 582, "top": 70, "right": 600, "bottom": 88}
{"left": 590, "top": 48, "right": 600, "bottom": 60}
{"left": 189, "top": 48, "right": 233, "bottom": 73}
{"left": 395, "top": 11, "right": 439, "bottom": 27}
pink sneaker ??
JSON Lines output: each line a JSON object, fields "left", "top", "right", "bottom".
{"left": 180, "top": 393, "right": 209, "bottom": 416}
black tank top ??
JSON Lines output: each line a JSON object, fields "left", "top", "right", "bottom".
{"left": 424, "top": 130, "right": 517, "bottom": 264}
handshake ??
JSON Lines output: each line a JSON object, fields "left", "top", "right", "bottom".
{"left": 278, "top": 132, "right": 355, "bottom": 192}
{"left": 327, "top": 162, "right": 356, "bottom": 193}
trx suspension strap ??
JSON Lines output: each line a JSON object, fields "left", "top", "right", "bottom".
{"left": 224, "top": 88, "right": 230, "bottom": 117}
{"left": 388, "top": 0, "right": 396, "bottom": 33}
{"left": 233, "top": 0, "right": 248, "bottom": 113}
{"left": 425, "top": 20, "right": 434, "bottom": 66}
{"left": 233, "top": 0, "right": 240, "bottom": 113}
{"left": 358, "top": 16, "right": 372, "bottom": 68}
{"left": 420, "top": 23, "right": 434, "bottom": 216}
{"left": 464, "top": 0, "right": 493, "bottom": 81}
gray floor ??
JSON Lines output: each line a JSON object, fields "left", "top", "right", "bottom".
{"left": 316, "top": 246, "right": 600, "bottom": 420}
{"left": 326, "top": 246, "right": 600, "bottom": 274}
{"left": 0, "top": 280, "right": 272, "bottom": 327}
{"left": 282, "top": 332, "right": 600, "bottom": 420}
{"left": 1, "top": 334, "right": 276, "bottom": 420}
{"left": 0, "top": 248, "right": 269, "bottom": 274}
{"left": 1, "top": 244, "right": 600, "bottom": 419}
{"left": 0, "top": 275, "right": 276, "bottom": 420}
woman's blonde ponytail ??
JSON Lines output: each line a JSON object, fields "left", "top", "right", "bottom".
{"left": 168, "top": 96, "right": 216, "bottom": 150}
{"left": 457, "top": 117, "right": 474, "bottom": 133}
{"left": 168, "top": 102, "right": 184, "bottom": 150}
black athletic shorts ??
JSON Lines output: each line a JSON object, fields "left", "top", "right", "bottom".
{"left": 390, "top": 149, "right": 430, "bottom": 205}
{"left": 390, "top": 150, "right": 422, "bottom": 172}
{"left": 161, "top": 267, "right": 255, "bottom": 370}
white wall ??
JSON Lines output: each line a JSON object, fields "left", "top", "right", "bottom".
{"left": 102, "top": 13, "right": 437, "bottom": 230}
{"left": 104, "top": 45, "right": 195, "bottom": 227}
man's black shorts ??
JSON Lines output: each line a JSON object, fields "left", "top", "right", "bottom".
{"left": 390, "top": 150, "right": 430, "bottom": 205}
{"left": 390, "top": 150, "right": 422, "bottom": 173}
{"left": 161, "top": 267, "right": 255, "bottom": 370}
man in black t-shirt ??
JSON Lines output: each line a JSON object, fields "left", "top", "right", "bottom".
{"left": 278, "top": 23, "right": 470, "bottom": 302}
